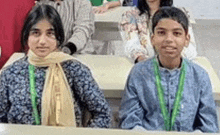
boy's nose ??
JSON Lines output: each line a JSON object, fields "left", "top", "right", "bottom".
{"left": 165, "top": 33, "right": 174, "bottom": 43}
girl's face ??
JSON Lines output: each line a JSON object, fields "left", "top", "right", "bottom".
{"left": 27, "top": 19, "right": 58, "bottom": 57}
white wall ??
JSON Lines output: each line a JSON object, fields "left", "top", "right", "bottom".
{"left": 174, "top": 0, "right": 220, "bottom": 19}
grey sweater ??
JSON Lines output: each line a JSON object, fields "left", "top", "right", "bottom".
{"left": 39, "top": 0, "right": 95, "bottom": 53}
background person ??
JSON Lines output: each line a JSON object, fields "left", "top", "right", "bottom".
{"left": 36, "top": 0, "right": 95, "bottom": 55}
{"left": 92, "top": 0, "right": 121, "bottom": 14}
{"left": 120, "top": 0, "right": 197, "bottom": 63}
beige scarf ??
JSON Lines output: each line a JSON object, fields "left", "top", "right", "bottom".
{"left": 28, "top": 50, "right": 76, "bottom": 127}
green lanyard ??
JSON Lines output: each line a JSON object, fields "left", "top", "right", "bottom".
{"left": 153, "top": 57, "right": 186, "bottom": 131}
{"left": 29, "top": 64, "right": 40, "bottom": 125}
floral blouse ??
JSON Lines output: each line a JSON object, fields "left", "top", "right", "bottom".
{"left": 0, "top": 56, "right": 111, "bottom": 127}
{"left": 120, "top": 7, "right": 197, "bottom": 61}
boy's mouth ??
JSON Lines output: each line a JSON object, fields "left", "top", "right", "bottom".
{"left": 162, "top": 46, "right": 177, "bottom": 53}
{"left": 164, "top": 46, "right": 176, "bottom": 50}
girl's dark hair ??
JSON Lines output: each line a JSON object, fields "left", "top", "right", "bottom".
{"left": 137, "top": 0, "right": 173, "bottom": 17}
{"left": 152, "top": 7, "right": 189, "bottom": 34}
{"left": 21, "top": 4, "right": 64, "bottom": 51}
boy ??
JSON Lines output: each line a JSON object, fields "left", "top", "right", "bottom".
{"left": 119, "top": 7, "right": 219, "bottom": 132}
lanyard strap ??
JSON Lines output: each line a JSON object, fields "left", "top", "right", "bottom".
{"left": 29, "top": 64, "right": 40, "bottom": 125}
{"left": 153, "top": 57, "right": 186, "bottom": 131}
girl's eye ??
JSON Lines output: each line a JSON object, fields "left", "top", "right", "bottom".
{"left": 47, "top": 31, "right": 56, "bottom": 38}
{"left": 157, "top": 31, "right": 165, "bottom": 35}
{"left": 173, "top": 32, "right": 182, "bottom": 36}
{"left": 30, "top": 31, "right": 40, "bottom": 37}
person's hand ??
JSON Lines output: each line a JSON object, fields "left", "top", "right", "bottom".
{"left": 93, "top": 6, "right": 108, "bottom": 14}
{"left": 61, "top": 42, "right": 77, "bottom": 55}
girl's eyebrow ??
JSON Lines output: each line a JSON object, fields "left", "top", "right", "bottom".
{"left": 47, "top": 28, "right": 55, "bottom": 31}
{"left": 30, "top": 28, "right": 39, "bottom": 31}
{"left": 30, "top": 28, "right": 54, "bottom": 31}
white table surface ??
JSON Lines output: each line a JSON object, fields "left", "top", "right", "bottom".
{"left": 92, "top": 7, "right": 132, "bottom": 41}
{"left": 1, "top": 53, "right": 220, "bottom": 100}
{"left": 0, "top": 123, "right": 211, "bottom": 135}
{"left": 94, "top": 7, "right": 132, "bottom": 23}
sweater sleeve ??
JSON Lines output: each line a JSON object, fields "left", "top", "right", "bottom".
{"left": 67, "top": 0, "right": 95, "bottom": 52}
{"left": 120, "top": 8, "right": 154, "bottom": 61}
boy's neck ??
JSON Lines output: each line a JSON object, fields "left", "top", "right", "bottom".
{"left": 158, "top": 56, "right": 182, "bottom": 69}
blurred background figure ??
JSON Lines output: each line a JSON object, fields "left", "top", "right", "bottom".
{"left": 92, "top": 0, "right": 122, "bottom": 14}
{"left": 36, "top": 0, "right": 95, "bottom": 55}
{"left": 0, "top": 0, "right": 34, "bottom": 69}
{"left": 120, "top": 0, "right": 197, "bottom": 63}
{"left": 91, "top": 0, "right": 125, "bottom": 56}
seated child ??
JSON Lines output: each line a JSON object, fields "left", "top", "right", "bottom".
{"left": 119, "top": 7, "right": 219, "bottom": 132}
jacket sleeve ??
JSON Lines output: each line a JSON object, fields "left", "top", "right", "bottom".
{"left": 0, "top": 71, "right": 10, "bottom": 123}
{"left": 195, "top": 70, "right": 219, "bottom": 132}
{"left": 120, "top": 8, "right": 154, "bottom": 61}
{"left": 119, "top": 71, "right": 145, "bottom": 129}
{"left": 68, "top": 0, "right": 95, "bottom": 52}
{"left": 71, "top": 62, "right": 111, "bottom": 128}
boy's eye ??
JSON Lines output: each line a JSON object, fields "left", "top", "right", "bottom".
{"left": 173, "top": 32, "right": 182, "bottom": 36}
{"left": 157, "top": 31, "right": 165, "bottom": 35}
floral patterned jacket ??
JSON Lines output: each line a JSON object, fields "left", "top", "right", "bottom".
{"left": 0, "top": 56, "right": 111, "bottom": 127}
{"left": 120, "top": 7, "right": 197, "bottom": 61}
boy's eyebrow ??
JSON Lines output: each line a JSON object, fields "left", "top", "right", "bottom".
{"left": 155, "top": 27, "right": 184, "bottom": 31}
{"left": 172, "top": 28, "right": 184, "bottom": 31}
{"left": 155, "top": 27, "right": 166, "bottom": 31}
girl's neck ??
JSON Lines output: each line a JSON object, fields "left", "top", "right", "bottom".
{"left": 158, "top": 56, "right": 182, "bottom": 69}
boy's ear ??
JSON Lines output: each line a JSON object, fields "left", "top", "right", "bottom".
{"left": 184, "top": 34, "right": 190, "bottom": 47}
{"left": 151, "top": 34, "right": 155, "bottom": 47}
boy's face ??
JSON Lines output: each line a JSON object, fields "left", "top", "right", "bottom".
{"left": 151, "top": 18, "right": 190, "bottom": 60}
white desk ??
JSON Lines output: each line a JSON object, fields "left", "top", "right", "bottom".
{"left": 93, "top": 7, "right": 132, "bottom": 41}
{"left": 0, "top": 123, "right": 212, "bottom": 135}
{"left": 1, "top": 53, "right": 220, "bottom": 100}
{"left": 92, "top": 7, "right": 196, "bottom": 41}
{"left": 0, "top": 53, "right": 133, "bottom": 98}
{"left": 74, "top": 54, "right": 133, "bottom": 98}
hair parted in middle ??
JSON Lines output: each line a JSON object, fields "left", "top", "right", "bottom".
{"left": 137, "top": 0, "right": 173, "bottom": 17}
{"left": 21, "top": 4, "right": 64, "bottom": 52}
